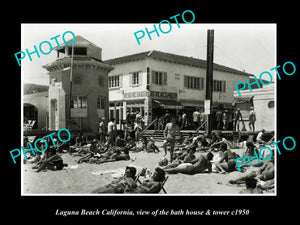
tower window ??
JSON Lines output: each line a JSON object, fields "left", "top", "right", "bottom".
{"left": 68, "top": 47, "right": 87, "bottom": 55}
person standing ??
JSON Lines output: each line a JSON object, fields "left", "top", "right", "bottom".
{"left": 192, "top": 110, "right": 200, "bottom": 129}
{"left": 249, "top": 106, "right": 256, "bottom": 131}
{"left": 163, "top": 110, "right": 171, "bottom": 128}
{"left": 215, "top": 109, "right": 223, "bottom": 130}
{"left": 98, "top": 117, "right": 107, "bottom": 144}
{"left": 107, "top": 118, "right": 115, "bottom": 146}
{"left": 222, "top": 110, "right": 228, "bottom": 130}
{"left": 162, "top": 117, "right": 180, "bottom": 163}
{"left": 180, "top": 111, "right": 187, "bottom": 130}
{"left": 233, "top": 108, "right": 242, "bottom": 131}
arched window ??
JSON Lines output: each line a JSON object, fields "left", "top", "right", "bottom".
{"left": 268, "top": 100, "right": 274, "bottom": 108}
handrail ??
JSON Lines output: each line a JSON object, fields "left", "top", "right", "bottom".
{"left": 195, "top": 120, "right": 207, "bottom": 133}
{"left": 140, "top": 117, "right": 158, "bottom": 135}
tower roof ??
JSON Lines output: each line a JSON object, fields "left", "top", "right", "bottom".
{"left": 53, "top": 35, "right": 102, "bottom": 50}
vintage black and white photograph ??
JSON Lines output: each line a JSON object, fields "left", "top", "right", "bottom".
{"left": 21, "top": 23, "right": 276, "bottom": 195}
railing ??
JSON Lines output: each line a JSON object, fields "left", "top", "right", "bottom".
{"left": 140, "top": 117, "right": 158, "bottom": 135}
{"left": 195, "top": 120, "right": 207, "bottom": 133}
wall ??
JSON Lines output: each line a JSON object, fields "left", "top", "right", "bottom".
{"left": 48, "top": 64, "right": 109, "bottom": 132}
{"left": 108, "top": 59, "right": 148, "bottom": 102}
{"left": 23, "top": 91, "right": 48, "bottom": 129}
{"left": 48, "top": 82, "right": 66, "bottom": 130}
{"left": 147, "top": 58, "right": 249, "bottom": 104}
{"left": 70, "top": 66, "right": 109, "bottom": 132}
{"left": 233, "top": 85, "right": 275, "bottom": 131}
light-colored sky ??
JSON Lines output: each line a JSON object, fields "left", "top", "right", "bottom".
{"left": 21, "top": 23, "right": 276, "bottom": 85}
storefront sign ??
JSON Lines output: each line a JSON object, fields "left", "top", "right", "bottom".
{"left": 124, "top": 91, "right": 149, "bottom": 98}
{"left": 124, "top": 91, "right": 177, "bottom": 99}
{"left": 204, "top": 100, "right": 211, "bottom": 114}
{"left": 150, "top": 91, "right": 177, "bottom": 99}
{"left": 71, "top": 108, "right": 88, "bottom": 117}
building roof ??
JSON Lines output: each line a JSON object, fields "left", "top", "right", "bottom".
{"left": 104, "top": 50, "right": 255, "bottom": 76}
{"left": 53, "top": 35, "right": 102, "bottom": 50}
{"left": 24, "top": 83, "right": 49, "bottom": 95}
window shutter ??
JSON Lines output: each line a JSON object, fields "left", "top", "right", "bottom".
{"left": 184, "top": 76, "right": 187, "bottom": 87}
{"left": 163, "top": 72, "right": 167, "bottom": 85}
{"left": 213, "top": 80, "right": 216, "bottom": 91}
{"left": 152, "top": 70, "right": 156, "bottom": 84}
{"left": 118, "top": 75, "right": 122, "bottom": 87}
{"left": 223, "top": 81, "right": 226, "bottom": 92}
{"left": 128, "top": 74, "right": 132, "bottom": 87}
{"left": 139, "top": 72, "right": 142, "bottom": 85}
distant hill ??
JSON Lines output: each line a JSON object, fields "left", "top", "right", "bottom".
{"left": 24, "top": 83, "right": 49, "bottom": 95}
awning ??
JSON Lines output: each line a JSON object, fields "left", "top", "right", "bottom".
{"left": 153, "top": 99, "right": 183, "bottom": 109}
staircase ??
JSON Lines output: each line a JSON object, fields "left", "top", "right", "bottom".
{"left": 142, "top": 130, "right": 205, "bottom": 142}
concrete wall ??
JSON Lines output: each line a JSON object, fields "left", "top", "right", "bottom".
{"left": 48, "top": 65, "right": 109, "bottom": 132}
{"left": 234, "top": 84, "right": 275, "bottom": 131}
{"left": 48, "top": 82, "right": 66, "bottom": 130}
{"left": 146, "top": 57, "right": 249, "bottom": 104}
{"left": 108, "top": 59, "right": 148, "bottom": 102}
{"left": 23, "top": 91, "right": 48, "bottom": 129}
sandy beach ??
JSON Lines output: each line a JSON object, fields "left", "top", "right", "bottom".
{"left": 22, "top": 144, "right": 274, "bottom": 195}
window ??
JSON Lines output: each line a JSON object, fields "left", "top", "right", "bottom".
{"left": 68, "top": 47, "right": 87, "bottom": 55}
{"left": 213, "top": 80, "right": 226, "bottom": 92}
{"left": 132, "top": 72, "right": 139, "bottom": 85}
{"left": 268, "top": 100, "right": 275, "bottom": 108}
{"left": 152, "top": 71, "right": 167, "bottom": 85}
{"left": 109, "top": 75, "right": 120, "bottom": 88}
{"left": 146, "top": 67, "right": 150, "bottom": 85}
{"left": 97, "top": 96, "right": 106, "bottom": 109}
{"left": 71, "top": 96, "right": 87, "bottom": 109}
{"left": 184, "top": 75, "right": 204, "bottom": 90}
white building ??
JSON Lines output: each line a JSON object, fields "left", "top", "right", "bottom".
{"left": 233, "top": 82, "right": 275, "bottom": 132}
{"left": 104, "top": 50, "right": 256, "bottom": 129}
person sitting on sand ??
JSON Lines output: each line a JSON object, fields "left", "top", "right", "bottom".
{"left": 91, "top": 166, "right": 137, "bottom": 194}
{"left": 34, "top": 153, "right": 68, "bottom": 172}
{"left": 214, "top": 143, "right": 239, "bottom": 173}
{"left": 228, "top": 159, "right": 274, "bottom": 185}
{"left": 115, "top": 134, "right": 125, "bottom": 147}
{"left": 164, "top": 152, "right": 214, "bottom": 175}
{"left": 238, "top": 141, "right": 262, "bottom": 169}
{"left": 182, "top": 133, "right": 194, "bottom": 145}
{"left": 239, "top": 178, "right": 263, "bottom": 194}
{"left": 124, "top": 136, "right": 137, "bottom": 152}
{"left": 162, "top": 147, "right": 196, "bottom": 170}
{"left": 146, "top": 137, "right": 160, "bottom": 153}
{"left": 24, "top": 149, "right": 42, "bottom": 164}
{"left": 32, "top": 142, "right": 68, "bottom": 172}
{"left": 132, "top": 167, "right": 166, "bottom": 193}
{"left": 256, "top": 129, "right": 266, "bottom": 144}
{"left": 210, "top": 134, "right": 232, "bottom": 150}
{"left": 188, "top": 133, "right": 210, "bottom": 150}
{"left": 93, "top": 146, "right": 131, "bottom": 164}
{"left": 244, "top": 141, "right": 258, "bottom": 157}
{"left": 77, "top": 139, "right": 100, "bottom": 164}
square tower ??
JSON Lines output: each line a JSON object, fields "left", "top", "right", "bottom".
{"left": 43, "top": 35, "right": 113, "bottom": 133}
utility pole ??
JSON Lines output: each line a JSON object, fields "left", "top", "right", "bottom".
{"left": 68, "top": 43, "right": 74, "bottom": 131}
{"left": 205, "top": 29, "right": 214, "bottom": 135}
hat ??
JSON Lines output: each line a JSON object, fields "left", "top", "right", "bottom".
{"left": 158, "top": 157, "right": 168, "bottom": 167}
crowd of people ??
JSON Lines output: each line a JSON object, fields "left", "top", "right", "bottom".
{"left": 23, "top": 110, "right": 273, "bottom": 194}
{"left": 153, "top": 106, "right": 257, "bottom": 132}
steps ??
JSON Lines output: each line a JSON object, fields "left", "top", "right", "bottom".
{"left": 142, "top": 130, "right": 204, "bottom": 142}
